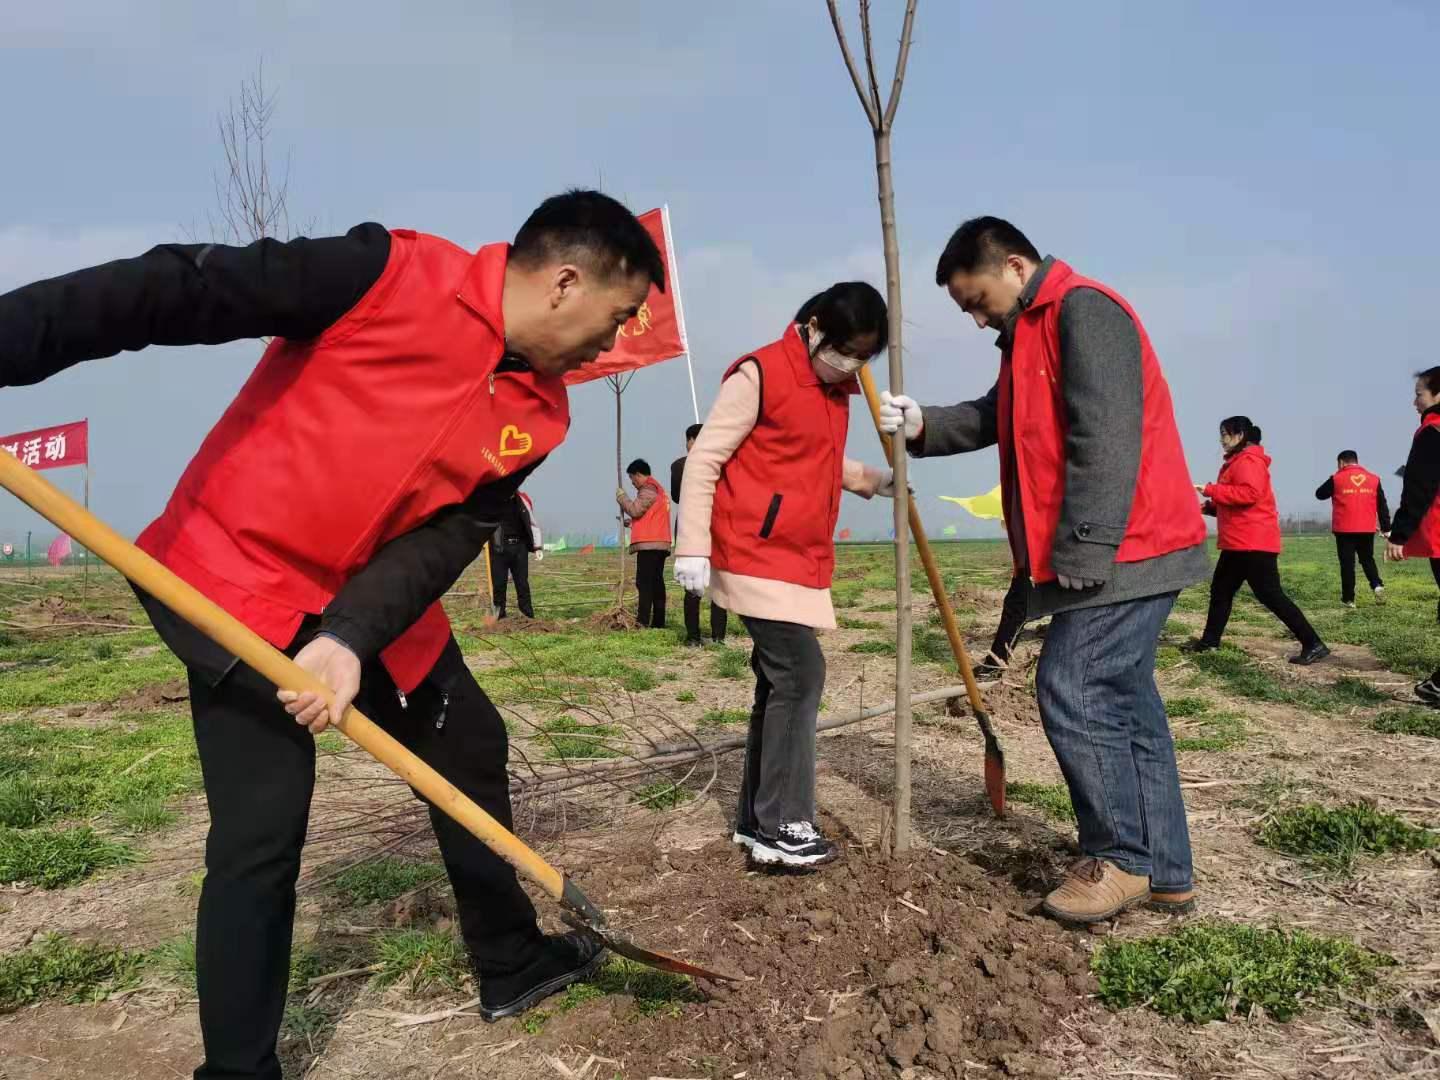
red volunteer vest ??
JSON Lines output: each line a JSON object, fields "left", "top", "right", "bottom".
{"left": 137, "top": 234, "right": 571, "bottom": 692}
{"left": 1000, "top": 261, "right": 1206, "bottom": 583}
{"left": 1403, "top": 411, "right": 1440, "bottom": 558}
{"left": 1330, "top": 465, "right": 1381, "bottom": 534}
{"left": 627, "top": 476, "right": 672, "bottom": 545}
{"left": 710, "top": 327, "right": 856, "bottom": 589}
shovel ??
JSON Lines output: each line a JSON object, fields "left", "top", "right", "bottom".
{"left": 856, "top": 368, "right": 1007, "bottom": 817}
{"left": 0, "top": 450, "right": 733, "bottom": 983}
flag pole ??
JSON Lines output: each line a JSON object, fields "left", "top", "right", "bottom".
{"left": 661, "top": 205, "right": 701, "bottom": 424}
{"left": 83, "top": 458, "right": 91, "bottom": 598}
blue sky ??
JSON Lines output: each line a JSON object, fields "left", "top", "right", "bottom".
{"left": 3, "top": 1, "right": 1438, "bottom": 545}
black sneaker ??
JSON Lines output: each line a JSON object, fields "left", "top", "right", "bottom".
{"left": 732, "top": 821, "right": 758, "bottom": 850}
{"left": 1182, "top": 639, "right": 1218, "bottom": 654}
{"left": 1289, "top": 642, "right": 1331, "bottom": 666}
{"left": 683, "top": 636, "right": 704, "bottom": 648}
{"left": 749, "top": 822, "right": 836, "bottom": 869}
{"left": 478, "top": 931, "right": 605, "bottom": 1023}
{"left": 972, "top": 653, "right": 1007, "bottom": 682}
{"left": 1415, "top": 678, "right": 1440, "bottom": 708}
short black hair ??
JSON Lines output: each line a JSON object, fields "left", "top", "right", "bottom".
{"left": 685, "top": 423, "right": 703, "bottom": 443}
{"left": 626, "top": 458, "right": 651, "bottom": 477}
{"left": 512, "top": 190, "right": 666, "bottom": 291}
{"left": 794, "top": 282, "right": 888, "bottom": 356}
{"left": 1338, "top": 450, "right": 1359, "bottom": 465}
{"left": 934, "top": 216, "right": 1042, "bottom": 285}
{"left": 1417, "top": 366, "right": 1440, "bottom": 396}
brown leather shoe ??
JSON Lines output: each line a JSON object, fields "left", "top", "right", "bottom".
{"left": 1042, "top": 857, "right": 1150, "bottom": 924}
{"left": 1149, "top": 889, "right": 1196, "bottom": 914}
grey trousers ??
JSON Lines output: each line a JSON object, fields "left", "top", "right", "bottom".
{"left": 737, "top": 616, "right": 826, "bottom": 834}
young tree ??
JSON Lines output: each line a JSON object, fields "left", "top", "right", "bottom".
{"left": 826, "top": 0, "right": 919, "bottom": 851}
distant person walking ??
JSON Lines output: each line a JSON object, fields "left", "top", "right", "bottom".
{"left": 1188, "top": 417, "right": 1329, "bottom": 665}
{"left": 488, "top": 491, "right": 540, "bottom": 619}
{"left": 1315, "top": 451, "right": 1390, "bottom": 608}
{"left": 616, "top": 459, "right": 671, "bottom": 629}
{"left": 1384, "top": 366, "right": 1440, "bottom": 704}
{"left": 670, "top": 424, "right": 728, "bottom": 647}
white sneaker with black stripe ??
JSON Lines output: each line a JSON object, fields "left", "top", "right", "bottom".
{"left": 731, "top": 822, "right": 758, "bottom": 850}
{"left": 749, "top": 821, "right": 836, "bottom": 868}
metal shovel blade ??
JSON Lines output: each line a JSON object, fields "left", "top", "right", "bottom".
{"left": 559, "top": 879, "right": 738, "bottom": 982}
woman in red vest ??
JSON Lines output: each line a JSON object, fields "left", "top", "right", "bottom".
{"left": 673, "top": 282, "right": 897, "bottom": 869}
{"left": 1385, "top": 366, "right": 1440, "bottom": 704}
{"left": 616, "top": 458, "right": 672, "bottom": 628}
{"left": 1188, "top": 417, "right": 1329, "bottom": 664}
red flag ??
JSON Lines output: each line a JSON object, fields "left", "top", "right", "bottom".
{"left": 47, "top": 533, "right": 72, "bottom": 567}
{"left": 838, "top": 528, "right": 852, "bottom": 540}
{"left": 0, "top": 420, "right": 89, "bottom": 472}
{"left": 563, "top": 207, "right": 689, "bottom": 387}
{"left": 579, "top": 543, "right": 596, "bottom": 555}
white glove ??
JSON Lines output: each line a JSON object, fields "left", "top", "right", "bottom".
{"left": 878, "top": 391, "right": 923, "bottom": 440}
{"left": 875, "top": 470, "right": 915, "bottom": 499}
{"left": 674, "top": 555, "right": 711, "bottom": 596}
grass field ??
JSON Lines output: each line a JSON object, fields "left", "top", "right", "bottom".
{"left": 0, "top": 533, "right": 1436, "bottom": 1078}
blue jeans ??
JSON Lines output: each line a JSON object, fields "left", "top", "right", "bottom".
{"left": 1035, "top": 592, "right": 1193, "bottom": 892}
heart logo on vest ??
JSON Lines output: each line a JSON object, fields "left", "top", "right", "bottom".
{"left": 1351, "top": 475, "right": 1365, "bottom": 487}
{"left": 499, "top": 425, "right": 533, "bottom": 458}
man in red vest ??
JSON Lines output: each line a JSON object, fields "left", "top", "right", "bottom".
{"left": 879, "top": 217, "right": 1208, "bottom": 925}
{"left": 0, "top": 191, "right": 663, "bottom": 1079}
{"left": 1315, "top": 450, "right": 1391, "bottom": 607}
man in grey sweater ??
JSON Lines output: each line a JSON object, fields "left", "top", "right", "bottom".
{"left": 880, "top": 217, "right": 1208, "bottom": 923}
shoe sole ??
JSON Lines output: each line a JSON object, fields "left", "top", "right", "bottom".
{"left": 1042, "top": 891, "right": 1148, "bottom": 925}
{"left": 1290, "top": 649, "right": 1331, "bottom": 666}
{"left": 748, "top": 844, "right": 837, "bottom": 869}
{"left": 478, "top": 949, "right": 607, "bottom": 1023}
{"left": 731, "top": 830, "right": 757, "bottom": 850}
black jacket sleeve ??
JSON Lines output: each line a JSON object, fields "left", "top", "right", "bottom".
{"left": 1315, "top": 477, "right": 1334, "bottom": 500}
{"left": 319, "top": 458, "right": 545, "bottom": 662}
{"left": 1377, "top": 482, "right": 1393, "bottom": 534}
{"left": 1388, "top": 425, "right": 1440, "bottom": 545}
{"left": 0, "top": 225, "right": 390, "bottom": 387}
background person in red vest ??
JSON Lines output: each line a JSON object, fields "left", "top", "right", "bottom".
{"left": 0, "top": 190, "right": 663, "bottom": 1079}
{"left": 1384, "top": 366, "right": 1440, "bottom": 704}
{"left": 674, "top": 282, "right": 897, "bottom": 869}
{"left": 487, "top": 491, "right": 540, "bottom": 619}
{"left": 1315, "top": 450, "right": 1391, "bottom": 607}
{"left": 616, "top": 458, "right": 672, "bottom": 628}
{"left": 671, "top": 423, "right": 728, "bottom": 647}
{"left": 879, "top": 217, "right": 1208, "bottom": 924}
{"left": 1189, "top": 418, "right": 1329, "bottom": 664}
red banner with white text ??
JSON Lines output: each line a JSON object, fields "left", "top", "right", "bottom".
{"left": 563, "top": 206, "right": 690, "bottom": 387}
{"left": 0, "top": 420, "right": 89, "bottom": 471}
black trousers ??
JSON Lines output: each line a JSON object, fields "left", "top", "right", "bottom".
{"left": 489, "top": 537, "right": 533, "bottom": 617}
{"left": 684, "top": 592, "right": 728, "bottom": 642}
{"left": 1334, "top": 532, "right": 1383, "bottom": 602}
{"left": 738, "top": 616, "right": 826, "bottom": 834}
{"left": 143, "top": 602, "right": 542, "bottom": 1080}
{"left": 634, "top": 550, "right": 668, "bottom": 628}
{"left": 1200, "top": 550, "right": 1321, "bottom": 649}
{"left": 989, "top": 574, "right": 1029, "bottom": 662}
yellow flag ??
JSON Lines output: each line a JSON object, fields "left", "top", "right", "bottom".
{"left": 939, "top": 485, "right": 1005, "bottom": 521}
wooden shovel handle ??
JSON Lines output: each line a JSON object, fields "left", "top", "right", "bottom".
{"left": 0, "top": 450, "right": 565, "bottom": 901}
{"left": 856, "top": 368, "right": 989, "bottom": 718}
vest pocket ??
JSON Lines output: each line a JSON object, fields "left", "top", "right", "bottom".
{"left": 759, "top": 494, "right": 783, "bottom": 539}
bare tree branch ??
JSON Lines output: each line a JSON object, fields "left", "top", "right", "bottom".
{"left": 858, "top": 0, "right": 885, "bottom": 124}
{"left": 825, "top": 0, "right": 881, "bottom": 129}
{"left": 207, "top": 59, "right": 307, "bottom": 246}
{"left": 883, "top": 0, "right": 920, "bottom": 131}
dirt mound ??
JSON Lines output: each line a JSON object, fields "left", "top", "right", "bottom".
{"left": 554, "top": 833, "right": 1092, "bottom": 1078}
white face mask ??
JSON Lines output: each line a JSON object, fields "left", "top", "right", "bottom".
{"left": 805, "top": 327, "right": 866, "bottom": 383}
